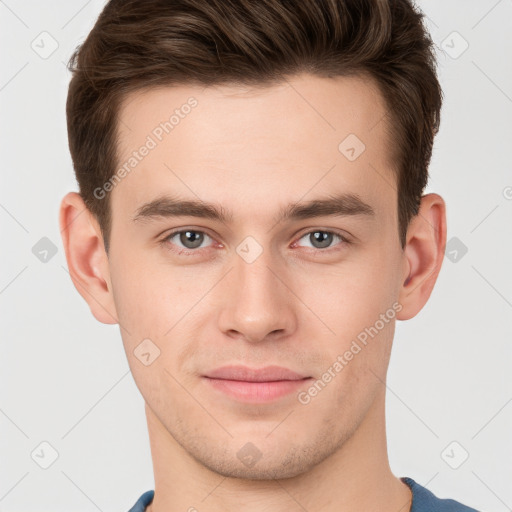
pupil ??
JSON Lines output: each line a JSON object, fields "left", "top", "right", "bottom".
{"left": 181, "top": 231, "right": 203, "bottom": 248}
{"left": 312, "top": 231, "right": 332, "bottom": 248}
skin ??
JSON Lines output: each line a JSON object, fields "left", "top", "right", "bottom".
{"left": 59, "top": 73, "right": 446, "bottom": 512}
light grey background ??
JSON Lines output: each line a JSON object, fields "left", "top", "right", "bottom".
{"left": 1, "top": 1, "right": 511, "bottom": 511}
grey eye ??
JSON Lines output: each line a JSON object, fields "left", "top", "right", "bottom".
{"left": 177, "top": 230, "right": 206, "bottom": 249}
{"left": 298, "top": 230, "right": 343, "bottom": 249}
{"left": 309, "top": 231, "right": 334, "bottom": 248}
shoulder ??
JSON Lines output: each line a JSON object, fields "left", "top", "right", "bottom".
{"left": 127, "top": 490, "right": 154, "bottom": 512}
{"left": 402, "top": 477, "right": 480, "bottom": 512}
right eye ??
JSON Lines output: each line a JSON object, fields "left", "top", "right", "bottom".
{"left": 160, "top": 228, "right": 217, "bottom": 255}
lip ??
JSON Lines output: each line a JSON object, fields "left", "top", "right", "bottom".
{"left": 202, "top": 365, "right": 312, "bottom": 403}
{"left": 204, "top": 365, "right": 309, "bottom": 382}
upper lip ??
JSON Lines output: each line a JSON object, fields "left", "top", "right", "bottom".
{"left": 204, "top": 365, "right": 310, "bottom": 382}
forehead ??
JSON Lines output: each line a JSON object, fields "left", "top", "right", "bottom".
{"left": 112, "top": 73, "right": 396, "bottom": 226}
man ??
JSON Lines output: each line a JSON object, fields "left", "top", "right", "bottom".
{"left": 59, "top": 0, "right": 479, "bottom": 510}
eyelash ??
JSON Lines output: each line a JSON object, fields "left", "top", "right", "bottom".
{"left": 159, "top": 228, "right": 351, "bottom": 256}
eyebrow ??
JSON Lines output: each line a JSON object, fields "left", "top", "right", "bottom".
{"left": 132, "top": 192, "right": 375, "bottom": 225}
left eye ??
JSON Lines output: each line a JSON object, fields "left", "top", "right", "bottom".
{"left": 294, "top": 230, "right": 347, "bottom": 250}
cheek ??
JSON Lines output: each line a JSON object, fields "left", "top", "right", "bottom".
{"left": 109, "top": 248, "right": 193, "bottom": 323}
{"left": 298, "top": 253, "right": 398, "bottom": 325}
{"left": 109, "top": 251, "right": 215, "bottom": 385}
{"left": 294, "top": 252, "right": 399, "bottom": 374}
{"left": 108, "top": 256, "right": 198, "bottom": 404}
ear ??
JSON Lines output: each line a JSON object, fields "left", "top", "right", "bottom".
{"left": 396, "top": 193, "right": 447, "bottom": 321}
{"left": 59, "top": 192, "right": 118, "bottom": 324}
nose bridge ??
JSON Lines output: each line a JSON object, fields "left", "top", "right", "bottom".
{"left": 217, "top": 237, "right": 295, "bottom": 342}
{"left": 237, "top": 244, "right": 277, "bottom": 294}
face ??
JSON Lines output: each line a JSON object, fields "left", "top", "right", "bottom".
{"left": 107, "top": 73, "right": 407, "bottom": 479}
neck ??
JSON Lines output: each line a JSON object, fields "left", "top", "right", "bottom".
{"left": 144, "top": 388, "right": 412, "bottom": 512}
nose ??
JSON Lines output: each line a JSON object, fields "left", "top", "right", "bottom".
{"left": 216, "top": 244, "right": 297, "bottom": 344}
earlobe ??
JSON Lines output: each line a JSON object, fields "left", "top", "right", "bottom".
{"left": 396, "top": 193, "right": 447, "bottom": 321}
{"left": 59, "top": 192, "right": 119, "bottom": 325}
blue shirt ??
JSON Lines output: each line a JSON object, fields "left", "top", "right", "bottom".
{"left": 127, "top": 477, "right": 480, "bottom": 511}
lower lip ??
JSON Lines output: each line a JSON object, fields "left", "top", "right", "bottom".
{"left": 204, "top": 377, "right": 312, "bottom": 403}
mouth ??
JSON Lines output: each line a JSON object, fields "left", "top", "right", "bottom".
{"left": 202, "top": 365, "right": 313, "bottom": 403}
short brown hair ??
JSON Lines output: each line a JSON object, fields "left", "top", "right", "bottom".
{"left": 66, "top": 0, "right": 442, "bottom": 253}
